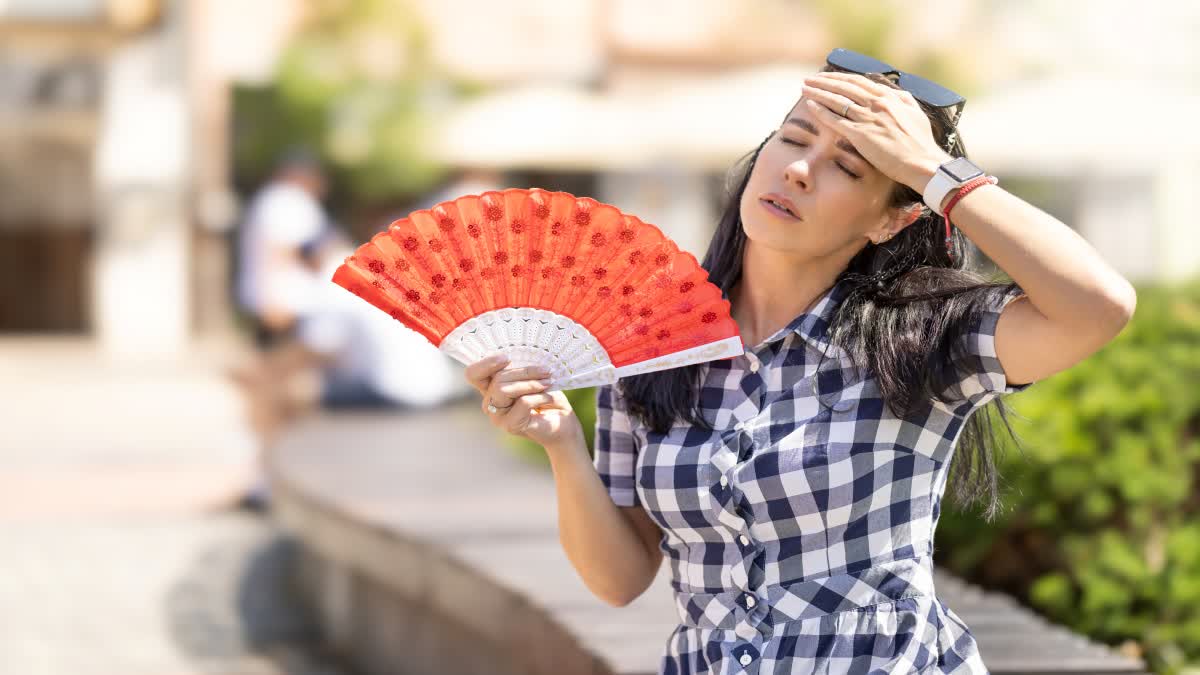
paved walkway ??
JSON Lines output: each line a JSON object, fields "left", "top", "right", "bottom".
{"left": 272, "top": 408, "right": 1148, "bottom": 675}
{"left": 0, "top": 337, "right": 347, "bottom": 675}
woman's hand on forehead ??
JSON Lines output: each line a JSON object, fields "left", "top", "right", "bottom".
{"left": 800, "top": 71, "right": 952, "bottom": 193}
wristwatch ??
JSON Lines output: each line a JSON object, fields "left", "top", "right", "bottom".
{"left": 922, "top": 157, "right": 985, "bottom": 217}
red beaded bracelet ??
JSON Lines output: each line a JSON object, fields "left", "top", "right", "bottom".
{"left": 942, "top": 175, "right": 997, "bottom": 261}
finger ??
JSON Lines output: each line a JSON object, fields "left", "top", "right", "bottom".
{"left": 483, "top": 394, "right": 514, "bottom": 414}
{"left": 804, "top": 75, "right": 870, "bottom": 108}
{"left": 803, "top": 98, "right": 853, "bottom": 131}
{"left": 811, "top": 71, "right": 892, "bottom": 98}
{"left": 484, "top": 375, "right": 525, "bottom": 413}
{"left": 501, "top": 393, "right": 556, "bottom": 421}
{"left": 802, "top": 85, "right": 858, "bottom": 119}
{"left": 493, "top": 364, "right": 552, "bottom": 384}
{"left": 494, "top": 378, "right": 551, "bottom": 399}
{"left": 465, "top": 354, "right": 510, "bottom": 390}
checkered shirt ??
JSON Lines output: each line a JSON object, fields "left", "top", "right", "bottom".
{"left": 594, "top": 279, "right": 1034, "bottom": 674}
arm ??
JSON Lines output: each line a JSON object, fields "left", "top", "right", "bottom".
{"left": 910, "top": 173, "right": 1138, "bottom": 386}
{"left": 464, "top": 360, "right": 664, "bottom": 608}
{"left": 801, "top": 71, "right": 1137, "bottom": 388}
{"left": 544, "top": 433, "right": 664, "bottom": 607}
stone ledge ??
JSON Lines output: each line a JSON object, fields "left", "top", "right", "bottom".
{"left": 268, "top": 402, "right": 1147, "bottom": 675}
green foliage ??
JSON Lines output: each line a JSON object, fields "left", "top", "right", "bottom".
{"left": 232, "top": 0, "right": 483, "bottom": 203}
{"left": 807, "top": 0, "right": 976, "bottom": 101}
{"left": 936, "top": 278, "right": 1200, "bottom": 673}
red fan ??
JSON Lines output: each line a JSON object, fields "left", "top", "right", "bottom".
{"left": 332, "top": 188, "right": 744, "bottom": 391}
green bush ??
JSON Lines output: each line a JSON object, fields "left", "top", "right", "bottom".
{"left": 936, "top": 277, "right": 1200, "bottom": 674}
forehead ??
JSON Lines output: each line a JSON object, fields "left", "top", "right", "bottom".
{"left": 780, "top": 99, "right": 866, "bottom": 161}
{"left": 780, "top": 98, "right": 839, "bottom": 138}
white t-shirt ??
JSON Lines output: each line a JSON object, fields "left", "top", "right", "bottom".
{"left": 299, "top": 247, "right": 472, "bottom": 408}
{"left": 236, "top": 182, "right": 327, "bottom": 315}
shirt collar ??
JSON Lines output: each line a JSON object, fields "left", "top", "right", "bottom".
{"left": 754, "top": 277, "right": 851, "bottom": 357}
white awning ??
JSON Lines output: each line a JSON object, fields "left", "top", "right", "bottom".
{"left": 427, "top": 64, "right": 816, "bottom": 171}
{"left": 959, "top": 76, "right": 1200, "bottom": 175}
{"left": 431, "top": 69, "right": 1200, "bottom": 176}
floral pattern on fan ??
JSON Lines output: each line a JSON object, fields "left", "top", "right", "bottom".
{"left": 331, "top": 188, "right": 744, "bottom": 391}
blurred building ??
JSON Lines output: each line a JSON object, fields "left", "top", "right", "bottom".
{"left": 1, "top": 0, "right": 1196, "bottom": 357}
{"left": 0, "top": 0, "right": 299, "bottom": 357}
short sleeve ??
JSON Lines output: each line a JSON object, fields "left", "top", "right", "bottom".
{"left": 593, "top": 384, "right": 640, "bottom": 508}
{"left": 945, "top": 288, "right": 1036, "bottom": 407}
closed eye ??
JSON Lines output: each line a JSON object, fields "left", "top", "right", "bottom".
{"left": 780, "top": 137, "right": 861, "bottom": 179}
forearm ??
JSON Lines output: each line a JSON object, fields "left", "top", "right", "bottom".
{"left": 942, "top": 184, "right": 1136, "bottom": 328}
{"left": 544, "top": 435, "right": 659, "bottom": 607}
{"left": 902, "top": 157, "right": 1136, "bottom": 329}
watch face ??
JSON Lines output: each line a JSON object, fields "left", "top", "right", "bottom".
{"left": 941, "top": 157, "right": 984, "bottom": 182}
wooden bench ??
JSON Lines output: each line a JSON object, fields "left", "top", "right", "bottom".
{"left": 268, "top": 403, "right": 1148, "bottom": 675}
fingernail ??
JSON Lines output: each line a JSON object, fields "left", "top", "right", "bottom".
{"left": 538, "top": 378, "right": 552, "bottom": 386}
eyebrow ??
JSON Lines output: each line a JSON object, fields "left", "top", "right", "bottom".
{"left": 785, "top": 117, "right": 866, "bottom": 162}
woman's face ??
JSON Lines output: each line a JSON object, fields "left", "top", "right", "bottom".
{"left": 739, "top": 97, "right": 901, "bottom": 259}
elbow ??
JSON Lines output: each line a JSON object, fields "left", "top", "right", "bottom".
{"left": 592, "top": 579, "right": 643, "bottom": 607}
{"left": 591, "top": 570, "right": 655, "bottom": 608}
{"left": 1101, "top": 279, "right": 1138, "bottom": 332}
{"left": 599, "top": 589, "right": 639, "bottom": 608}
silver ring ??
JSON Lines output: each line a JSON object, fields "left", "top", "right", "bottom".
{"left": 841, "top": 102, "right": 851, "bottom": 117}
{"left": 486, "top": 398, "right": 512, "bottom": 414}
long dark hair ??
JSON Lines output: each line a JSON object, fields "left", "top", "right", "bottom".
{"left": 618, "top": 69, "right": 1023, "bottom": 521}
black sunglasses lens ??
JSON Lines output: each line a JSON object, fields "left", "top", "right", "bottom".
{"left": 826, "top": 48, "right": 893, "bottom": 75}
{"left": 896, "top": 73, "right": 964, "bottom": 108}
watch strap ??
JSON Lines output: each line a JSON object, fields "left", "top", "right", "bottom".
{"left": 923, "top": 159, "right": 985, "bottom": 217}
{"left": 923, "top": 167, "right": 960, "bottom": 217}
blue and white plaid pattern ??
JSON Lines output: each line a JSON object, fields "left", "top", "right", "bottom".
{"left": 594, "top": 280, "right": 1033, "bottom": 674}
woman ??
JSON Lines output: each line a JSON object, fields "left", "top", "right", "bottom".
{"left": 464, "top": 49, "right": 1136, "bottom": 674}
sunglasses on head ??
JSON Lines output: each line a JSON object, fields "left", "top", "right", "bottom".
{"left": 825, "top": 48, "right": 966, "bottom": 128}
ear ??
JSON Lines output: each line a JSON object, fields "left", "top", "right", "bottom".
{"left": 894, "top": 202, "right": 924, "bottom": 229}
{"left": 867, "top": 203, "right": 924, "bottom": 244}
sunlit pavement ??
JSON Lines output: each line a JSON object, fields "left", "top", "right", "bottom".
{"left": 0, "top": 338, "right": 346, "bottom": 674}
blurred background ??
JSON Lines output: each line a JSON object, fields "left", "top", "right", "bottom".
{"left": 0, "top": 0, "right": 1197, "bottom": 674}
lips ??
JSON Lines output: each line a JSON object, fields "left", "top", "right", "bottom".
{"left": 759, "top": 193, "right": 800, "bottom": 219}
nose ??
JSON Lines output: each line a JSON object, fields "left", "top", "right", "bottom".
{"left": 783, "top": 158, "right": 811, "bottom": 191}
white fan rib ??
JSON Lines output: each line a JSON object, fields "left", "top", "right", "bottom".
{"left": 438, "top": 307, "right": 744, "bottom": 391}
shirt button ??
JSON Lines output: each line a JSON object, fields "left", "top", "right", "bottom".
{"left": 719, "top": 475, "right": 729, "bottom": 488}
{"left": 739, "top": 653, "right": 753, "bottom": 666}
{"left": 739, "top": 534, "right": 750, "bottom": 546}
{"left": 745, "top": 595, "right": 757, "bottom": 608}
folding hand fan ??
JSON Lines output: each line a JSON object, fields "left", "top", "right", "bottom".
{"left": 331, "top": 188, "right": 744, "bottom": 392}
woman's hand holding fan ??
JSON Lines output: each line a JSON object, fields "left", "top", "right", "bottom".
{"left": 331, "top": 188, "right": 745, "bottom": 396}
{"left": 464, "top": 354, "right": 584, "bottom": 451}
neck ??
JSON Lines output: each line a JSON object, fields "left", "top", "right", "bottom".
{"left": 731, "top": 240, "right": 845, "bottom": 349}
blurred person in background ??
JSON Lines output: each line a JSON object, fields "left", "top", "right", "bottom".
{"left": 235, "top": 147, "right": 331, "bottom": 350}
{"left": 230, "top": 167, "right": 501, "bottom": 510}
{"left": 232, "top": 227, "right": 473, "bottom": 509}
